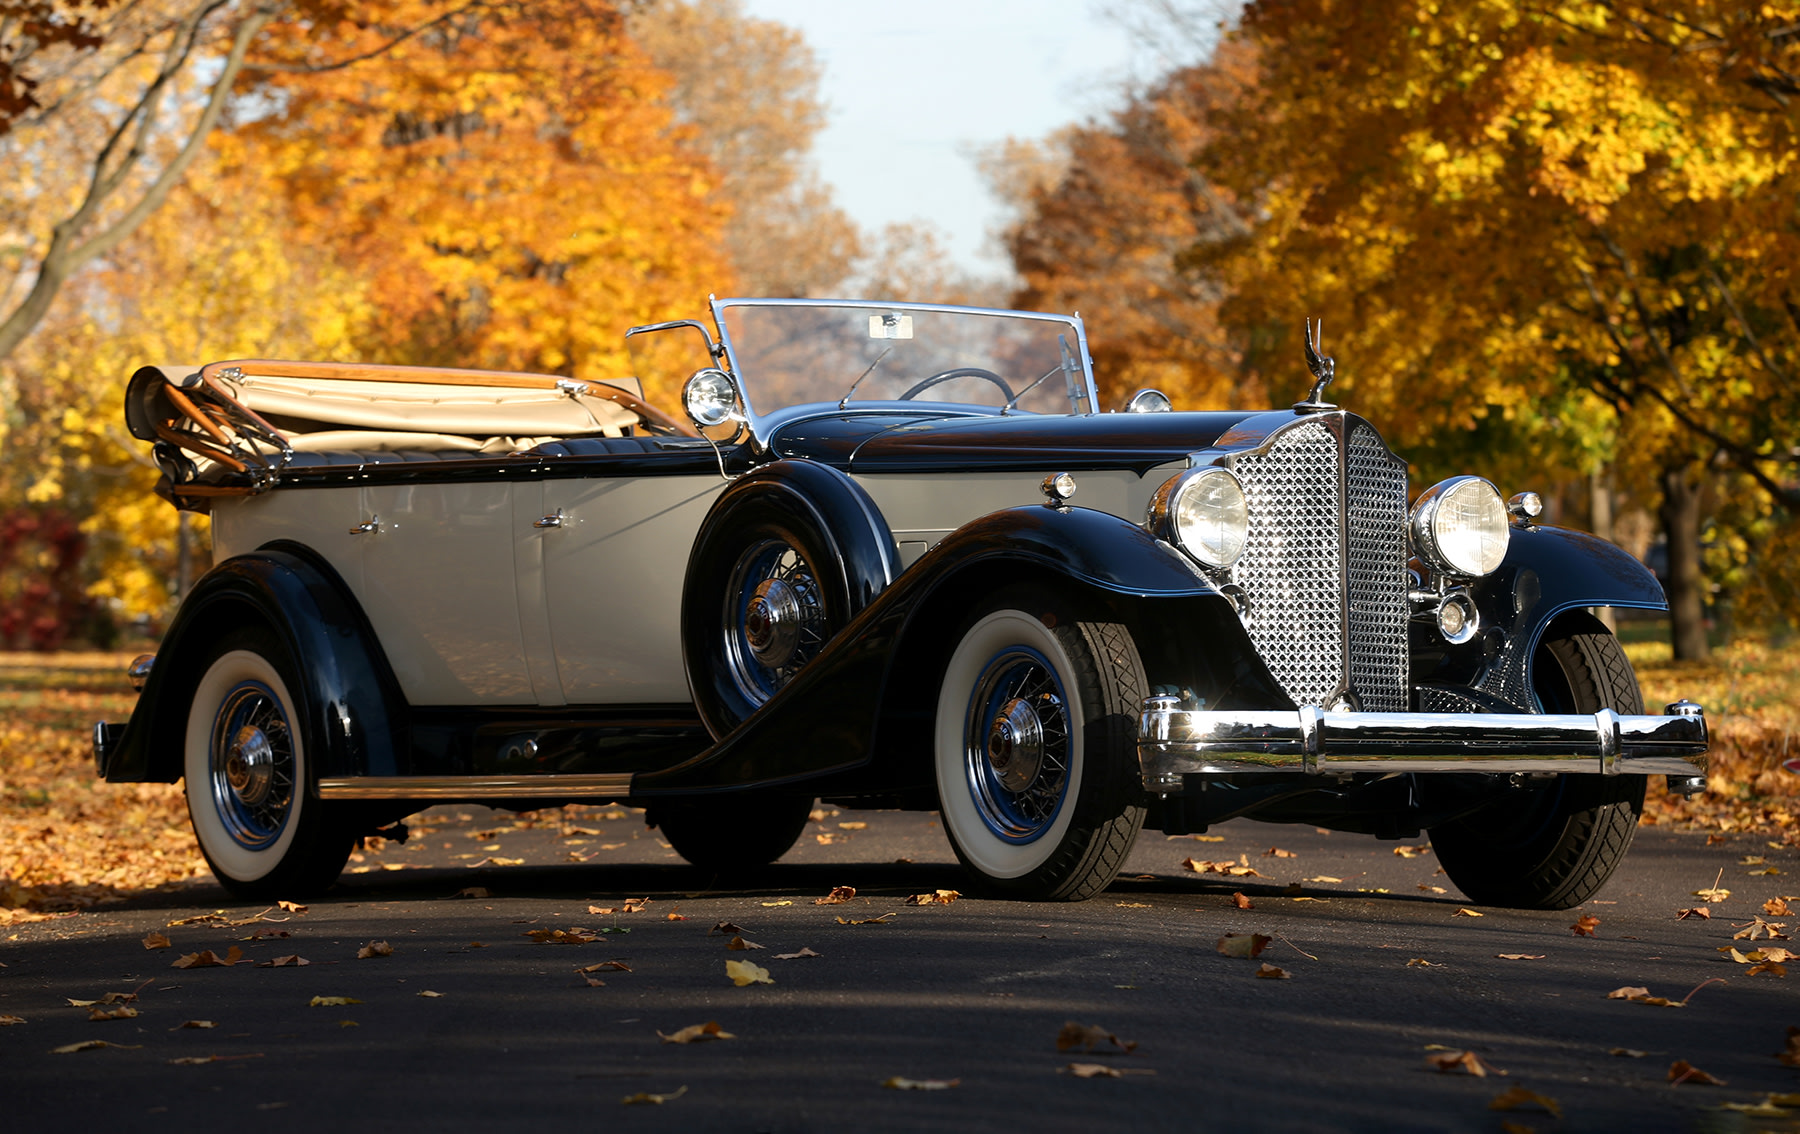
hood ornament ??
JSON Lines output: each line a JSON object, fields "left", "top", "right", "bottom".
{"left": 1294, "top": 318, "right": 1337, "bottom": 413}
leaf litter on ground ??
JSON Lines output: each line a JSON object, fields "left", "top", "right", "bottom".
{"left": 658, "top": 1021, "right": 734, "bottom": 1044}
{"left": 1056, "top": 1021, "right": 1137, "bottom": 1055}
{"left": 725, "top": 960, "right": 772, "bottom": 987}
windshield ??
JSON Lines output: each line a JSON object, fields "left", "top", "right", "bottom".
{"left": 714, "top": 300, "right": 1096, "bottom": 419}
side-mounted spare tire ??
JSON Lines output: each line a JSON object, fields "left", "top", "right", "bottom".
{"left": 1430, "top": 612, "right": 1648, "bottom": 910}
{"left": 681, "top": 460, "right": 898, "bottom": 739}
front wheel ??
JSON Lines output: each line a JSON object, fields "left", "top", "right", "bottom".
{"left": 184, "top": 627, "right": 353, "bottom": 900}
{"left": 934, "top": 591, "right": 1146, "bottom": 901}
{"left": 649, "top": 794, "right": 814, "bottom": 871}
{"left": 1430, "top": 613, "right": 1647, "bottom": 909}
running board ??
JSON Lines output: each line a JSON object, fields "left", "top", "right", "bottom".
{"left": 316, "top": 773, "right": 634, "bottom": 800}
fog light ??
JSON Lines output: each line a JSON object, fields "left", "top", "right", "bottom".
{"left": 1437, "top": 591, "right": 1478, "bottom": 644}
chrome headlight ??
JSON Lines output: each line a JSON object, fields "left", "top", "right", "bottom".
{"left": 1149, "top": 467, "right": 1249, "bottom": 569}
{"left": 683, "top": 367, "right": 740, "bottom": 428}
{"left": 1410, "top": 476, "right": 1509, "bottom": 577}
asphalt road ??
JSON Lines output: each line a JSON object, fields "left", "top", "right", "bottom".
{"left": 4, "top": 804, "right": 1797, "bottom": 1133}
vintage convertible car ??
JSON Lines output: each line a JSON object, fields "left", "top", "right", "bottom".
{"left": 93, "top": 298, "right": 1709, "bottom": 908}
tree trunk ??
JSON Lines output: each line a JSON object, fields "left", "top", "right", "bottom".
{"left": 1658, "top": 463, "right": 1709, "bottom": 661}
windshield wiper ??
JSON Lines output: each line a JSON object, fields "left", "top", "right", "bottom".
{"left": 1003, "top": 363, "right": 1061, "bottom": 415}
{"left": 840, "top": 347, "right": 892, "bottom": 410}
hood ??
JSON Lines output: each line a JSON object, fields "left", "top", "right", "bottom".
{"left": 770, "top": 409, "right": 1286, "bottom": 476}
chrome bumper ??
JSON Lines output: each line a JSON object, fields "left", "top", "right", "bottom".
{"left": 1138, "top": 697, "right": 1708, "bottom": 791}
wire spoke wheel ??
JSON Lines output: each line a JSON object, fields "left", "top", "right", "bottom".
{"left": 963, "top": 647, "right": 1072, "bottom": 842}
{"left": 207, "top": 680, "right": 297, "bottom": 849}
{"left": 723, "top": 538, "right": 827, "bottom": 706}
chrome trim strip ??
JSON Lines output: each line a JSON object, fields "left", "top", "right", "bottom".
{"left": 316, "top": 773, "right": 634, "bottom": 800}
{"left": 1138, "top": 702, "right": 1708, "bottom": 789}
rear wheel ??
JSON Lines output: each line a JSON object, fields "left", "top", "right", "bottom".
{"left": 933, "top": 590, "right": 1145, "bottom": 901}
{"left": 184, "top": 627, "right": 353, "bottom": 900}
{"left": 1430, "top": 613, "right": 1647, "bottom": 909}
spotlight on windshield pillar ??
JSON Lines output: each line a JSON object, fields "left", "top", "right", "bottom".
{"left": 1042, "top": 472, "right": 1077, "bottom": 505}
{"left": 1507, "top": 491, "right": 1543, "bottom": 523}
{"left": 1123, "top": 388, "right": 1173, "bottom": 413}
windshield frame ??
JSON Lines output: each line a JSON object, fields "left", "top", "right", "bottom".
{"left": 707, "top": 297, "right": 1100, "bottom": 449}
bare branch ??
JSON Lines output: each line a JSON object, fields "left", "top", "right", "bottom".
{"left": 1708, "top": 264, "right": 1797, "bottom": 394}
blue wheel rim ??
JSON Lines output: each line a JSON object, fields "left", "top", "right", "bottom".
{"left": 962, "top": 645, "right": 1071, "bottom": 843}
{"left": 723, "top": 538, "right": 825, "bottom": 706}
{"left": 207, "top": 679, "right": 296, "bottom": 850}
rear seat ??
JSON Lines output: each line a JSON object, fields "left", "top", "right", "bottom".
{"left": 275, "top": 435, "right": 713, "bottom": 470}
{"left": 531, "top": 437, "right": 714, "bottom": 457}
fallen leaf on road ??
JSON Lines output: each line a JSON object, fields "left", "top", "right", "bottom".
{"left": 759, "top": 901, "right": 793, "bottom": 908}
{"left": 177, "top": 1020, "right": 215, "bottom": 1029}
{"left": 1306, "top": 876, "right": 1344, "bottom": 884}
{"left": 725, "top": 961, "right": 772, "bottom": 987}
{"left": 525, "top": 928, "right": 598, "bottom": 944}
{"left": 814, "top": 886, "right": 856, "bottom": 905}
{"left": 0, "top": 1015, "right": 24, "bottom": 1025}
{"left": 1748, "top": 961, "right": 1788, "bottom": 977}
{"left": 1608, "top": 979, "right": 1726, "bottom": 1007}
{"left": 1232, "top": 892, "right": 1254, "bottom": 910}
{"left": 665, "top": 912, "right": 686, "bottom": 921}
{"left": 1610, "top": 1048, "right": 1648, "bottom": 1057}
{"left": 1454, "top": 909, "right": 1484, "bottom": 918}
{"left": 1057, "top": 1022, "right": 1137, "bottom": 1054}
{"left": 166, "top": 913, "right": 229, "bottom": 927}
{"left": 580, "top": 961, "right": 632, "bottom": 973}
{"left": 905, "top": 890, "right": 961, "bottom": 906}
{"left": 1677, "top": 907, "right": 1711, "bottom": 920}
{"left": 87, "top": 1005, "right": 138, "bottom": 1021}
{"left": 838, "top": 821, "right": 867, "bottom": 830}
{"left": 882, "top": 1077, "right": 958, "bottom": 1091}
{"left": 357, "top": 941, "right": 393, "bottom": 959}
{"left": 1255, "top": 963, "right": 1290, "bottom": 979}
{"left": 1743, "top": 856, "right": 1767, "bottom": 866}
{"left": 1116, "top": 901, "right": 1151, "bottom": 908}
{"left": 167, "top": 1054, "right": 264, "bottom": 1065}
{"left": 774, "top": 948, "right": 821, "bottom": 960}
{"left": 1669, "top": 1060, "right": 1727, "bottom": 1086}
{"left": 1064, "top": 1062, "right": 1122, "bottom": 1078}
{"left": 1419, "top": 885, "right": 1447, "bottom": 894}
{"left": 257, "top": 955, "right": 309, "bottom": 968}
{"left": 416, "top": 990, "right": 443, "bottom": 998}
{"left": 709, "top": 921, "right": 746, "bottom": 936}
{"left": 1572, "top": 915, "right": 1601, "bottom": 937}
{"left": 1264, "top": 847, "right": 1296, "bottom": 858}
{"left": 1766, "top": 898, "right": 1794, "bottom": 916}
{"left": 1216, "top": 933, "right": 1272, "bottom": 959}
{"left": 835, "top": 914, "right": 895, "bottom": 925}
{"left": 52, "top": 1040, "right": 140, "bottom": 1053}
{"left": 141, "top": 932, "right": 170, "bottom": 950}
{"left": 1694, "top": 887, "right": 1731, "bottom": 902}
{"left": 1496, "top": 954, "right": 1546, "bottom": 961}
{"left": 172, "top": 947, "right": 243, "bottom": 969}
{"left": 1182, "top": 857, "right": 1263, "bottom": 878}
{"left": 1393, "top": 845, "right": 1430, "bottom": 858}
{"left": 277, "top": 901, "right": 307, "bottom": 914}
{"left": 1489, "top": 1086, "right": 1561, "bottom": 1117}
{"left": 309, "top": 996, "right": 361, "bottom": 1007}
{"left": 726, "top": 935, "right": 764, "bottom": 951}
{"left": 659, "top": 1021, "right": 735, "bottom": 1044}
{"left": 1750, "top": 867, "right": 1784, "bottom": 876}
{"left": 1426, "top": 1050, "right": 1495, "bottom": 1077}
{"left": 1734, "top": 917, "right": 1790, "bottom": 941}
{"left": 621, "top": 1086, "right": 687, "bottom": 1105}
{"left": 1407, "top": 958, "right": 1439, "bottom": 968}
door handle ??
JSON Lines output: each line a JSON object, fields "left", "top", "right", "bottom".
{"left": 534, "top": 509, "right": 565, "bottom": 530}
{"left": 349, "top": 516, "right": 381, "bottom": 535}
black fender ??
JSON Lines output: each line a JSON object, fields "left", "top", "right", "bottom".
{"left": 637, "top": 504, "right": 1226, "bottom": 795}
{"left": 101, "top": 543, "right": 407, "bottom": 786}
{"left": 1460, "top": 524, "right": 1666, "bottom": 710}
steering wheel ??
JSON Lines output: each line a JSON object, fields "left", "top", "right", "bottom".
{"left": 896, "top": 367, "right": 1015, "bottom": 403}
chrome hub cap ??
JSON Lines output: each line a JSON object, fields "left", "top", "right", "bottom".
{"left": 986, "top": 697, "right": 1045, "bottom": 793}
{"left": 964, "top": 647, "right": 1071, "bottom": 843}
{"left": 208, "top": 680, "right": 296, "bottom": 850}
{"left": 725, "top": 539, "right": 827, "bottom": 706}
{"left": 744, "top": 578, "right": 804, "bottom": 669}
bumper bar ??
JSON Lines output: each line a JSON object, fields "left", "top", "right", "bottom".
{"left": 1139, "top": 697, "right": 1708, "bottom": 791}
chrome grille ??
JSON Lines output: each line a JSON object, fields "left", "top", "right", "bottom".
{"left": 1232, "top": 421, "right": 1343, "bottom": 707}
{"left": 1345, "top": 424, "right": 1412, "bottom": 711}
{"left": 1227, "top": 415, "right": 1410, "bottom": 711}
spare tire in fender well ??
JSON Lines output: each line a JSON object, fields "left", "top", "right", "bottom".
{"left": 101, "top": 543, "right": 406, "bottom": 785}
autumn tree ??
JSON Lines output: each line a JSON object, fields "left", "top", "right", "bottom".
{"left": 1194, "top": 0, "right": 1800, "bottom": 658}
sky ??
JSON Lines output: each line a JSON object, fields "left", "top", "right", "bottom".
{"left": 735, "top": 1, "right": 1157, "bottom": 279}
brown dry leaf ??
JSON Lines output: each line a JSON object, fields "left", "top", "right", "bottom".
{"left": 172, "top": 946, "right": 243, "bottom": 969}
{"left": 1181, "top": 857, "right": 1265, "bottom": 878}
{"left": 621, "top": 898, "right": 650, "bottom": 913}
{"left": 1264, "top": 847, "right": 1296, "bottom": 858}
{"left": 1496, "top": 954, "right": 1547, "bottom": 961}
{"left": 257, "top": 955, "right": 309, "bottom": 968}
{"left": 1056, "top": 1021, "right": 1138, "bottom": 1054}
{"left": 1572, "top": 915, "right": 1601, "bottom": 937}
{"left": 525, "top": 928, "right": 598, "bottom": 944}
{"left": 1115, "top": 901, "right": 1151, "bottom": 908}
{"left": 1780, "top": 1026, "right": 1800, "bottom": 1066}
{"left": 1426, "top": 1050, "right": 1495, "bottom": 1077}
{"left": 726, "top": 935, "right": 764, "bottom": 951}
{"left": 276, "top": 901, "right": 307, "bottom": 914}
{"left": 1419, "top": 885, "right": 1448, "bottom": 895}
{"left": 417, "top": 990, "right": 443, "bottom": 998}
{"left": 838, "top": 821, "right": 867, "bottom": 830}
{"left": 1669, "top": 1059, "right": 1727, "bottom": 1086}
{"left": 1677, "top": 906, "right": 1711, "bottom": 920}
{"left": 725, "top": 960, "right": 773, "bottom": 987}
{"left": 1232, "top": 892, "right": 1254, "bottom": 910}
{"left": 308, "top": 996, "right": 361, "bottom": 1007}
{"left": 1255, "top": 963, "right": 1291, "bottom": 979}
{"left": 1407, "top": 958, "right": 1439, "bottom": 968}
{"left": 1610, "top": 1048, "right": 1648, "bottom": 1057}
{"left": 87, "top": 1005, "right": 138, "bottom": 1022}
{"left": 167, "top": 913, "right": 230, "bottom": 927}
{"left": 710, "top": 921, "right": 747, "bottom": 936}
{"left": 665, "top": 912, "right": 686, "bottom": 921}
{"left": 1694, "top": 886, "right": 1731, "bottom": 902}
{"left": 1393, "top": 845, "right": 1431, "bottom": 858}
{"left": 621, "top": 1086, "right": 687, "bottom": 1105}
{"left": 1766, "top": 897, "right": 1794, "bottom": 916}
{"left": 141, "top": 932, "right": 171, "bottom": 950}
{"left": 658, "top": 1021, "right": 735, "bottom": 1044}
{"left": 1489, "top": 1086, "right": 1562, "bottom": 1117}
{"left": 51, "top": 1040, "right": 141, "bottom": 1054}
{"left": 177, "top": 1020, "right": 215, "bottom": 1029}
{"left": 580, "top": 961, "right": 632, "bottom": 973}
{"left": 773, "top": 948, "right": 822, "bottom": 960}
{"left": 1743, "top": 856, "right": 1768, "bottom": 866}
{"left": 882, "top": 1077, "right": 959, "bottom": 1091}
{"left": 0, "top": 1015, "right": 25, "bottom": 1025}
{"left": 1454, "top": 908, "right": 1484, "bottom": 918}
{"left": 1064, "top": 1062, "right": 1122, "bottom": 1078}
{"left": 469, "top": 856, "right": 523, "bottom": 868}
{"left": 1305, "top": 875, "right": 1343, "bottom": 884}
{"left": 1750, "top": 866, "right": 1785, "bottom": 876}
{"left": 1748, "top": 961, "right": 1788, "bottom": 977}
{"left": 1734, "top": 917, "right": 1791, "bottom": 941}
{"left": 1216, "top": 933, "right": 1272, "bottom": 959}
{"left": 452, "top": 887, "right": 490, "bottom": 899}
{"left": 904, "top": 890, "right": 961, "bottom": 906}
{"left": 835, "top": 913, "right": 896, "bottom": 925}
{"left": 759, "top": 901, "right": 792, "bottom": 908}
{"left": 813, "top": 886, "right": 856, "bottom": 905}
{"left": 357, "top": 941, "right": 393, "bottom": 959}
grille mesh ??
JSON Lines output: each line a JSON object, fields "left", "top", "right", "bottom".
{"left": 1228, "top": 416, "right": 1411, "bottom": 711}
{"left": 1345, "top": 424, "right": 1412, "bottom": 711}
{"left": 1231, "top": 421, "right": 1344, "bottom": 707}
